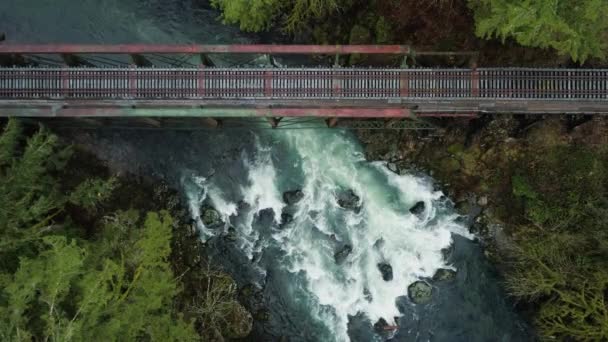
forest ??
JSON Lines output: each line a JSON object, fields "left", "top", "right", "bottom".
{"left": 0, "top": 119, "right": 251, "bottom": 341}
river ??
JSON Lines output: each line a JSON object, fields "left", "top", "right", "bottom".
{"left": 0, "top": 1, "right": 531, "bottom": 341}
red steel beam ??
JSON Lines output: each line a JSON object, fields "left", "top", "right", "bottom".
{"left": 0, "top": 44, "right": 410, "bottom": 55}
{"left": 255, "top": 107, "right": 410, "bottom": 118}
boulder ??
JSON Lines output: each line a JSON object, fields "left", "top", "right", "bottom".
{"left": 283, "top": 190, "right": 304, "bottom": 205}
{"left": 201, "top": 206, "right": 223, "bottom": 228}
{"left": 377, "top": 262, "right": 393, "bottom": 281}
{"left": 334, "top": 244, "right": 353, "bottom": 264}
{"left": 337, "top": 189, "right": 361, "bottom": 212}
{"left": 477, "top": 195, "right": 489, "bottom": 207}
{"left": 409, "top": 201, "right": 425, "bottom": 216}
{"left": 407, "top": 281, "right": 432, "bottom": 304}
{"left": 432, "top": 268, "right": 457, "bottom": 282}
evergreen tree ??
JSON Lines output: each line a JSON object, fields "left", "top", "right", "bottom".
{"left": 470, "top": 0, "right": 608, "bottom": 62}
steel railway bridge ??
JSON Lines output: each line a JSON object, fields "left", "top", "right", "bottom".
{"left": 0, "top": 44, "right": 607, "bottom": 129}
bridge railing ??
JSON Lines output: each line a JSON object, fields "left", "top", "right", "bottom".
{"left": 0, "top": 67, "right": 607, "bottom": 100}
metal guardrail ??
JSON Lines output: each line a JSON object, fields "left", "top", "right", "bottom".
{"left": 0, "top": 68, "right": 607, "bottom": 100}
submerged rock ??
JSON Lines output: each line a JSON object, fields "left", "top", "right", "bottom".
{"left": 433, "top": 268, "right": 457, "bottom": 282}
{"left": 363, "top": 287, "right": 373, "bottom": 302}
{"left": 377, "top": 262, "right": 393, "bottom": 281}
{"left": 201, "top": 206, "right": 223, "bottom": 228}
{"left": 409, "top": 201, "right": 426, "bottom": 216}
{"left": 408, "top": 281, "right": 432, "bottom": 304}
{"left": 278, "top": 213, "right": 294, "bottom": 229}
{"left": 336, "top": 189, "right": 361, "bottom": 212}
{"left": 283, "top": 190, "right": 304, "bottom": 205}
{"left": 334, "top": 244, "right": 353, "bottom": 264}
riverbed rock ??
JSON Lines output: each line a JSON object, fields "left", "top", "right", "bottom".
{"left": 432, "top": 268, "right": 457, "bottom": 282}
{"left": 334, "top": 244, "right": 353, "bottom": 264}
{"left": 223, "top": 227, "right": 238, "bottom": 242}
{"left": 377, "top": 262, "right": 393, "bottom": 281}
{"left": 409, "top": 201, "right": 425, "bottom": 216}
{"left": 337, "top": 189, "right": 361, "bottom": 212}
{"left": 283, "top": 190, "right": 304, "bottom": 205}
{"left": 201, "top": 206, "right": 223, "bottom": 228}
{"left": 408, "top": 281, "right": 432, "bottom": 304}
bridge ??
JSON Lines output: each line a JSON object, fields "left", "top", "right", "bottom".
{"left": 0, "top": 44, "right": 607, "bottom": 129}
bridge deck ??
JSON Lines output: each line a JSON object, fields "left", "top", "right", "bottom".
{"left": 1, "top": 67, "right": 608, "bottom": 117}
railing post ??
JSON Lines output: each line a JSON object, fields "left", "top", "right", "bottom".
{"left": 198, "top": 64, "right": 206, "bottom": 98}
{"left": 129, "top": 64, "right": 137, "bottom": 98}
{"left": 471, "top": 66, "right": 480, "bottom": 97}
{"left": 264, "top": 70, "right": 273, "bottom": 97}
{"left": 61, "top": 66, "right": 69, "bottom": 98}
{"left": 400, "top": 70, "right": 409, "bottom": 97}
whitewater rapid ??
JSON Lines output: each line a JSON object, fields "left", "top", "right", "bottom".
{"left": 183, "top": 129, "right": 471, "bottom": 341}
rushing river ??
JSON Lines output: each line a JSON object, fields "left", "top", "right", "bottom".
{"left": 1, "top": 0, "right": 531, "bottom": 340}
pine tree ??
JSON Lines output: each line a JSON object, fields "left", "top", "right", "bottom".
{"left": 470, "top": 0, "right": 608, "bottom": 62}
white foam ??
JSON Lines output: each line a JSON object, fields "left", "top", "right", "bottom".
{"left": 276, "top": 130, "right": 470, "bottom": 341}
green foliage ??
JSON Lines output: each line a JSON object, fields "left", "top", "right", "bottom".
{"left": 0, "top": 120, "right": 208, "bottom": 341}
{"left": 0, "top": 121, "right": 71, "bottom": 261}
{"left": 211, "top": 0, "right": 349, "bottom": 33}
{"left": 69, "top": 177, "right": 117, "bottom": 214}
{"left": 0, "top": 212, "right": 198, "bottom": 341}
{"left": 470, "top": 0, "right": 608, "bottom": 62}
{"left": 506, "top": 144, "right": 608, "bottom": 340}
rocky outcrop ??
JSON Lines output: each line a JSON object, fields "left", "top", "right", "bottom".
{"left": 377, "top": 262, "right": 393, "bottom": 281}
{"left": 283, "top": 190, "right": 304, "bottom": 205}
{"left": 408, "top": 281, "right": 432, "bottom": 304}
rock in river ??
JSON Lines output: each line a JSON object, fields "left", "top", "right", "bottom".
{"left": 337, "top": 189, "right": 361, "bottom": 212}
{"left": 201, "top": 206, "right": 223, "bottom": 228}
{"left": 433, "top": 268, "right": 457, "bottom": 282}
{"left": 408, "top": 281, "right": 432, "bottom": 304}
{"left": 409, "top": 201, "right": 425, "bottom": 216}
{"left": 377, "top": 262, "right": 393, "bottom": 281}
{"left": 283, "top": 190, "right": 304, "bottom": 205}
{"left": 334, "top": 244, "right": 353, "bottom": 264}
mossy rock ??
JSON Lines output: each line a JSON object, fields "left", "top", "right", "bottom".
{"left": 408, "top": 281, "right": 432, "bottom": 304}
{"left": 432, "top": 268, "right": 457, "bottom": 282}
{"left": 201, "top": 206, "right": 223, "bottom": 228}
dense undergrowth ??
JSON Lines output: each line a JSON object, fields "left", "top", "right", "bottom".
{"left": 0, "top": 119, "right": 251, "bottom": 341}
